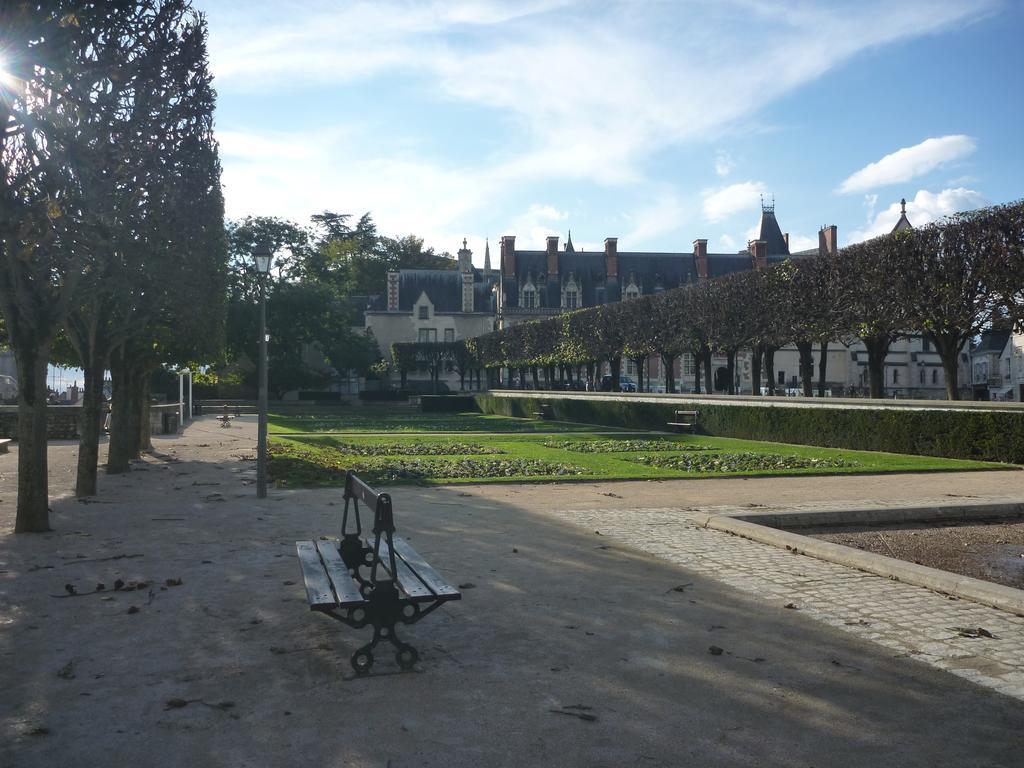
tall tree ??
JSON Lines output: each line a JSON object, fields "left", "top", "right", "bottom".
{"left": 897, "top": 207, "right": 1012, "bottom": 400}
{"left": 0, "top": 2, "right": 146, "bottom": 530}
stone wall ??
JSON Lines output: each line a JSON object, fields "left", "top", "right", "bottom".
{"left": 0, "top": 404, "right": 181, "bottom": 441}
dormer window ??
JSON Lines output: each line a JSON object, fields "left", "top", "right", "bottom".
{"left": 418, "top": 305, "right": 429, "bottom": 320}
{"left": 624, "top": 275, "right": 641, "bottom": 300}
{"left": 562, "top": 274, "right": 580, "bottom": 310}
{"left": 520, "top": 276, "right": 537, "bottom": 309}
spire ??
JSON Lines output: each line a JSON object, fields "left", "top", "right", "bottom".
{"left": 564, "top": 229, "right": 575, "bottom": 253}
{"left": 892, "top": 197, "right": 913, "bottom": 232}
{"left": 483, "top": 237, "right": 492, "bottom": 276}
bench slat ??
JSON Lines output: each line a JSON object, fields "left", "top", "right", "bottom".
{"left": 315, "top": 540, "right": 366, "bottom": 608}
{"left": 390, "top": 536, "right": 461, "bottom": 601}
{"left": 296, "top": 540, "right": 338, "bottom": 608}
{"left": 374, "top": 538, "right": 437, "bottom": 602}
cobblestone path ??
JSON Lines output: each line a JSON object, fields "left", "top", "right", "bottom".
{"left": 551, "top": 505, "right": 1024, "bottom": 701}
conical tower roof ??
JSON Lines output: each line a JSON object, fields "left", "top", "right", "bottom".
{"left": 755, "top": 197, "right": 789, "bottom": 255}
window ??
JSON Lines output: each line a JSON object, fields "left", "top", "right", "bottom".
{"left": 626, "top": 359, "right": 636, "bottom": 375}
{"left": 444, "top": 328, "right": 455, "bottom": 343}
{"left": 919, "top": 369, "right": 925, "bottom": 384}
{"left": 777, "top": 370, "right": 785, "bottom": 385}
{"left": 522, "top": 288, "right": 536, "bottom": 308}
{"left": 932, "top": 369, "right": 938, "bottom": 385}
{"left": 418, "top": 328, "right": 436, "bottom": 343}
{"left": 565, "top": 289, "right": 578, "bottom": 310}
{"left": 892, "top": 368, "right": 899, "bottom": 384}
{"left": 922, "top": 338, "right": 930, "bottom": 352}
{"left": 682, "top": 354, "right": 694, "bottom": 377}
{"left": 418, "top": 305, "right": 429, "bottom": 320}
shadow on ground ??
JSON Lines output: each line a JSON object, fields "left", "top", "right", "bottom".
{"left": 0, "top": 422, "right": 1021, "bottom": 767}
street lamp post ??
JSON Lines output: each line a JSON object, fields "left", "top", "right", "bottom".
{"left": 254, "top": 246, "right": 272, "bottom": 498}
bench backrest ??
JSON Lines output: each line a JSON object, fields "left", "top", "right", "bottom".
{"left": 343, "top": 471, "right": 395, "bottom": 534}
{"left": 342, "top": 471, "right": 399, "bottom": 583}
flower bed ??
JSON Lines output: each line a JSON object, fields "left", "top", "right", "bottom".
{"left": 328, "top": 441, "right": 503, "bottom": 456}
{"left": 543, "top": 439, "right": 713, "bottom": 453}
{"left": 632, "top": 452, "right": 858, "bottom": 473}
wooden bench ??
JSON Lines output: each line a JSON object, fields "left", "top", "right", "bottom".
{"left": 295, "top": 471, "right": 461, "bottom": 673}
{"left": 667, "top": 409, "right": 699, "bottom": 433}
{"left": 532, "top": 402, "right": 553, "bottom": 420}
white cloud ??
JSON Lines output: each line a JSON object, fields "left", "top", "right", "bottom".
{"left": 504, "top": 203, "right": 570, "bottom": 250}
{"left": 207, "top": 0, "right": 998, "bottom": 214}
{"left": 846, "top": 187, "right": 990, "bottom": 243}
{"left": 719, "top": 233, "right": 737, "bottom": 250}
{"left": 787, "top": 234, "right": 818, "bottom": 252}
{"left": 715, "top": 151, "right": 736, "bottom": 178}
{"left": 619, "top": 190, "right": 690, "bottom": 246}
{"left": 702, "top": 181, "right": 766, "bottom": 223}
{"left": 837, "top": 135, "right": 977, "bottom": 194}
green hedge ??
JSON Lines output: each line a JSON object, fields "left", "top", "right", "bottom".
{"left": 475, "top": 394, "right": 1024, "bottom": 464}
{"left": 420, "top": 395, "right": 480, "bottom": 413}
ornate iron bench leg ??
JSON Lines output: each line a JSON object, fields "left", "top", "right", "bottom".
{"left": 350, "top": 581, "right": 420, "bottom": 674}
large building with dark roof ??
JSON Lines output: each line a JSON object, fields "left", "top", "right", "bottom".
{"left": 496, "top": 201, "right": 830, "bottom": 326}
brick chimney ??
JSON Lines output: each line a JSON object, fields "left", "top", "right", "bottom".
{"left": 461, "top": 271, "right": 474, "bottom": 313}
{"left": 386, "top": 271, "right": 400, "bottom": 311}
{"left": 819, "top": 224, "right": 835, "bottom": 257}
{"left": 693, "top": 239, "right": 708, "bottom": 280}
{"left": 749, "top": 240, "right": 768, "bottom": 270}
{"left": 457, "top": 237, "right": 472, "bottom": 272}
{"left": 604, "top": 237, "right": 618, "bottom": 278}
{"left": 500, "top": 235, "right": 516, "bottom": 277}
{"left": 818, "top": 224, "right": 838, "bottom": 256}
{"left": 546, "top": 235, "right": 559, "bottom": 276}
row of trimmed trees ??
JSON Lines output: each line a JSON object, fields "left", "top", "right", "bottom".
{"left": 463, "top": 201, "right": 1024, "bottom": 401}
{"left": 1, "top": 2, "right": 226, "bottom": 533}
{"left": 390, "top": 341, "right": 485, "bottom": 393}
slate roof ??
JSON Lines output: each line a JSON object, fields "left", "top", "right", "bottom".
{"left": 755, "top": 209, "right": 791, "bottom": 256}
{"left": 397, "top": 269, "right": 462, "bottom": 312}
{"left": 393, "top": 269, "right": 497, "bottom": 313}
{"left": 974, "top": 328, "right": 1011, "bottom": 355}
{"left": 347, "top": 294, "right": 383, "bottom": 325}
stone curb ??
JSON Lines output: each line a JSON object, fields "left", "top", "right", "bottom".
{"left": 727, "top": 501, "right": 1024, "bottom": 529}
{"left": 699, "top": 514, "right": 1024, "bottom": 617}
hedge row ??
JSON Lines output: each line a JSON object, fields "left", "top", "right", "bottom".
{"left": 420, "top": 395, "right": 479, "bottom": 413}
{"left": 475, "top": 394, "right": 1024, "bottom": 464}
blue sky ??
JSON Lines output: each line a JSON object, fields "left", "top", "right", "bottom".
{"left": 202, "top": 0, "right": 1024, "bottom": 264}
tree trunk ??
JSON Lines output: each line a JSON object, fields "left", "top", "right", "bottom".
{"left": 531, "top": 366, "right": 539, "bottom": 389}
{"left": 693, "top": 353, "right": 701, "bottom": 394}
{"left": 76, "top": 358, "right": 107, "bottom": 497}
{"left": 586, "top": 361, "right": 595, "bottom": 390}
{"left": 610, "top": 357, "right": 621, "bottom": 391}
{"left": 930, "top": 332, "right": 964, "bottom": 400}
{"left": 817, "top": 341, "right": 828, "bottom": 397}
{"left": 764, "top": 347, "right": 777, "bottom": 395}
{"left": 726, "top": 349, "right": 737, "bottom": 395}
{"left": 138, "top": 374, "right": 153, "bottom": 453}
{"left": 107, "top": 351, "right": 144, "bottom": 473}
{"left": 863, "top": 336, "right": 891, "bottom": 399}
{"left": 13, "top": 346, "right": 51, "bottom": 532}
{"left": 796, "top": 340, "right": 814, "bottom": 397}
{"left": 750, "top": 345, "right": 762, "bottom": 396}
{"left": 518, "top": 366, "right": 527, "bottom": 390}
{"left": 702, "top": 346, "right": 713, "bottom": 394}
{"left": 661, "top": 354, "right": 676, "bottom": 393}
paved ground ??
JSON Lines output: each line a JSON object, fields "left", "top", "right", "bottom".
{"left": 1, "top": 417, "right": 1023, "bottom": 767}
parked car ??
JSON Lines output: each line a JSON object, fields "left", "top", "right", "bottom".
{"left": 600, "top": 375, "right": 637, "bottom": 392}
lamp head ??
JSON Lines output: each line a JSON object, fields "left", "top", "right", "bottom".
{"left": 253, "top": 245, "right": 272, "bottom": 275}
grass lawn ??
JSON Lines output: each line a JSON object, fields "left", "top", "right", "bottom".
{"left": 268, "top": 408, "right": 1013, "bottom": 487}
